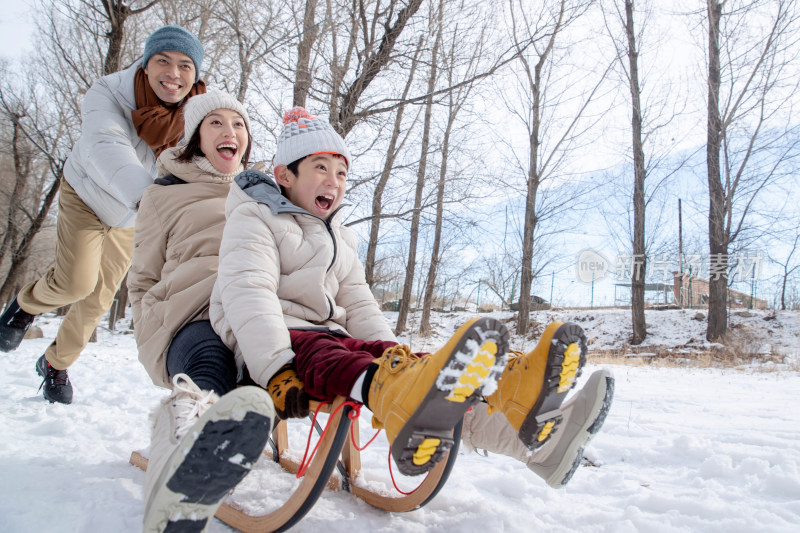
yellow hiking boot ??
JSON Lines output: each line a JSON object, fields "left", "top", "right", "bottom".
{"left": 486, "top": 322, "right": 587, "bottom": 450}
{"left": 368, "top": 317, "right": 510, "bottom": 476}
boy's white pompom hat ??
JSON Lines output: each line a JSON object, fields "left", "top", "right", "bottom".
{"left": 274, "top": 107, "right": 351, "bottom": 168}
{"left": 182, "top": 90, "right": 251, "bottom": 140}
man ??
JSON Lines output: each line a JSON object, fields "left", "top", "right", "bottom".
{"left": 0, "top": 25, "right": 207, "bottom": 404}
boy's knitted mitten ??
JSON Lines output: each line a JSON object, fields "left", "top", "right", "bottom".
{"left": 267, "top": 364, "right": 311, "bottom": 419}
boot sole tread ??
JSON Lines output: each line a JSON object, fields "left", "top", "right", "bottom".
{"left": 393, "top": 318, "right": 510, "bottom": 476}
{"left": 518, "top": 323, "right": 587, "bottom": 449}
{"left": 144, "top": 391, "right": 274, "bottom": 533}
{"left": 0, "top": 328, "right": 28, "bottom": 352}
{"left": 552, "top": 374, "right": 615, "bottom": 487}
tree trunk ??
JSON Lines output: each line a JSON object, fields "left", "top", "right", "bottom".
{"left": 515, "top": 1, "right": 565, "bottom": 337}
{"left": 0, "top": 177, "right": 62, "bottom": 302}
{"left": 102, "top": 1, "right": 131, "bottom": 75}
{"left": 625, "top": 0, "right": 647, "bottom": 345}
{"left": 419, "top": 120, "right": 448, "bottom": 336}
{"left": 419, "top": 6, "right": 445, "bottom": 337}
{"left": 335, "top": 0, "right": 424, "bottom": 136}
{"left": 364, "top": 38, "right": 422, "bottom": 287}
{"left": 363, "top": 113, "right": 399, "bottom": 288}
{"left": 293, "top": 0, "right": 319, "bottom": 108}
{"left": 0, "top": 115, "right": 31, "bottom": 265}
{"left": 236, "top": 59, "right": 252, "bottom": 103}
{"left": 781, "top": 272, "right": 787, "bottom": 310}
{"left": 779, "top": 234, "right": 799, "bottom": 311}
{"left": 395, "top": 24, "right": 438, "bottom": 335}
{"left": 517, "top": 62, "right": 543, "bottom": 337}
{"left": 706, "top": 0, "right": 727, "bottom": 342}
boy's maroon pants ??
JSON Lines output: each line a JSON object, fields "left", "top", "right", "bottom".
{"left": 289, "top": 329, "right": 399, "bottom": 401}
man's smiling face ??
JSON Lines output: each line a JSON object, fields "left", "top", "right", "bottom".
{"left": 143, "top": 50, "right": 195, "bottom": 104}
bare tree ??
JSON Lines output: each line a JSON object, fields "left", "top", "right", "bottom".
{"left": 395, "top": 2, "right": 441, "bottom": 335}
{"left": 477, "top": 204, "right": 525, "bottom": 310}
{"left": 505, "top": 0, "right": 608, "bottom": 335}
{"left": 100, "top": 0, "right": 161, "bottom": 74}
{"left": 328, "top": 0, "right": 426, "bottom": 136}
{"left": 363, "top": 38, "right": 423, "bottom": 287}
{"left": 481, "top": 250, "right": 522, "bottom": 309}
{"left": 418, "top": 1, "right": 446, "bottom": 336}
{"left": 622, "top": 0, "right": 648, "bottom": 343}
{"left": 600, "top": 1, "right": 690, "bottom": 342}
{"left": 419, "top": 0, "right": 487, "bottom": 336}
{"left": 311, "top": 0, "right": 514, "bottom": 134}
{"left": 294, "top": 0, "right": 320, "bottom": 107}
{"left": 770, "top": 228, "right": 800, "bottom": 310}
{"left": 209, "top": 0, "right": 293, "bottom": 102}
{"left": 703, "top": 0, "right": 800, "bottom": 341}
{"left": 0, "top": 105, "right": 33, "bottom": 267}
{"left": 39, "top": 0, "right": 159, "bottom": 78}
{"left": 0, "top": 68, "right": 68, "bottom": 306}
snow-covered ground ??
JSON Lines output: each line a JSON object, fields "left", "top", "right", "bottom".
{"left": 1, "top": 309, "right": 799, "bottom": 533}
{"left": 394, "top": 308, "right": 800, "bottom": 361}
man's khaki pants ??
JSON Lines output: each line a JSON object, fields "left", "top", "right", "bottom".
{"left": 17, "top": 180, "right": 134, "bottom": 370}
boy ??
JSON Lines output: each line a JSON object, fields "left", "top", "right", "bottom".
{"left": 209, "top": 110, "right": 510, "bottom": 474}
{"left": 209, "top": 108, "right": 608, "bottom": 479}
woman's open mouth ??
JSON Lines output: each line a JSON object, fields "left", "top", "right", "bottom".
{"left": 216, "top": 143, "right": 238, "bottom": 160}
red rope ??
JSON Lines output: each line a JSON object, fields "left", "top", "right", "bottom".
{"left": 387, "top": 448, "right": 433, "bottom": 495}
{"left": 345, "top": 404, "right": 432, "bottom": 495}
{"left": 296, "top": 400, "right": 360, "bottom": 478}
{"left": 295, "top": 399, "right": 431, "bottom": 496}
{"left": 350, "top": 412, "right": 382, "bottom": 452}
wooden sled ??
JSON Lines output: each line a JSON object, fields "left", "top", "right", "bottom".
{"left": 130, "top": 396, "right": 462, "bottom": 532}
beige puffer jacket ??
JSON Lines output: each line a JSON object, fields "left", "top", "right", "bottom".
{"left": 209, "top": 170, "right": 396, "bottom": 388}
{"left": 128, "top": 147, "right": 240, "bottom": 388}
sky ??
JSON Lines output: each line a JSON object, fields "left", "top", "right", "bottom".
{"left": 1, "top": 308, "right": 798, "bottom": 532}
{"left": 0, "top": 2, "right": 34, "bottom": 60}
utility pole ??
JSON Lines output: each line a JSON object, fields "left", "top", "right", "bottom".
{"left": 678, "top": 198, "right": 684, "bottom": 307}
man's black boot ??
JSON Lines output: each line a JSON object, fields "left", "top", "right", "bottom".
{"left": 36, "top": 355, "right": 73, "bottom": 404}
{"left": 0, "top": 298, "right": 36, "bottom": 352}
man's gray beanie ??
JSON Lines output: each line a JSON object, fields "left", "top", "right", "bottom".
{"left": 274, "top": 107, "right": 351, "bottom": 169}
{"left": 142, "top": 25, "right": 204, "bottom": 82}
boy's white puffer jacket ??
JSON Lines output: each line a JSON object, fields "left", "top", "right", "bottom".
{"left": 62, "top": 61, "right": 158, "bottom": 228}
{"left": 210, "top": 170, "right": 397, "bottom": 388}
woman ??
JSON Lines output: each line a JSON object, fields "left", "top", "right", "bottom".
{"left": 127, "top": 91, "right": 274, "bottom": 533}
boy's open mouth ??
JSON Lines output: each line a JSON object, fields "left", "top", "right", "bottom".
{"left": 316, "top": 194, "right": 334, "bottom": 211}
{"left": 217, "top": 143, "right": 238, "bottom": 160}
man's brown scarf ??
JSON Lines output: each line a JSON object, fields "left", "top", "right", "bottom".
{"left": 131, "top": 68, "right": 207, "bottom": 157}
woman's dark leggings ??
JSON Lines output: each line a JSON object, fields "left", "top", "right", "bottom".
{"left": 166, "top": 320, "right": 238, "bottom": 395}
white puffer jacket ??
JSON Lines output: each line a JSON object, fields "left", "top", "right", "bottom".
{"left": 210, "top": 170, "right": 396, "bottom": 388}
{"left": 63, "top": 61, "right": 157, "bottom": 227}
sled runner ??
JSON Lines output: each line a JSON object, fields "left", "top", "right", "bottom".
{"left": 130, "top": 395, "right": 462, "bottom": 532}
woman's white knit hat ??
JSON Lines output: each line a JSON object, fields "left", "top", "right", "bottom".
{"left": 274, "top": 107, "right": 351, "bottom": 168}
{"left": 182, "top": 90, "right": 251, "bottom": 140}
